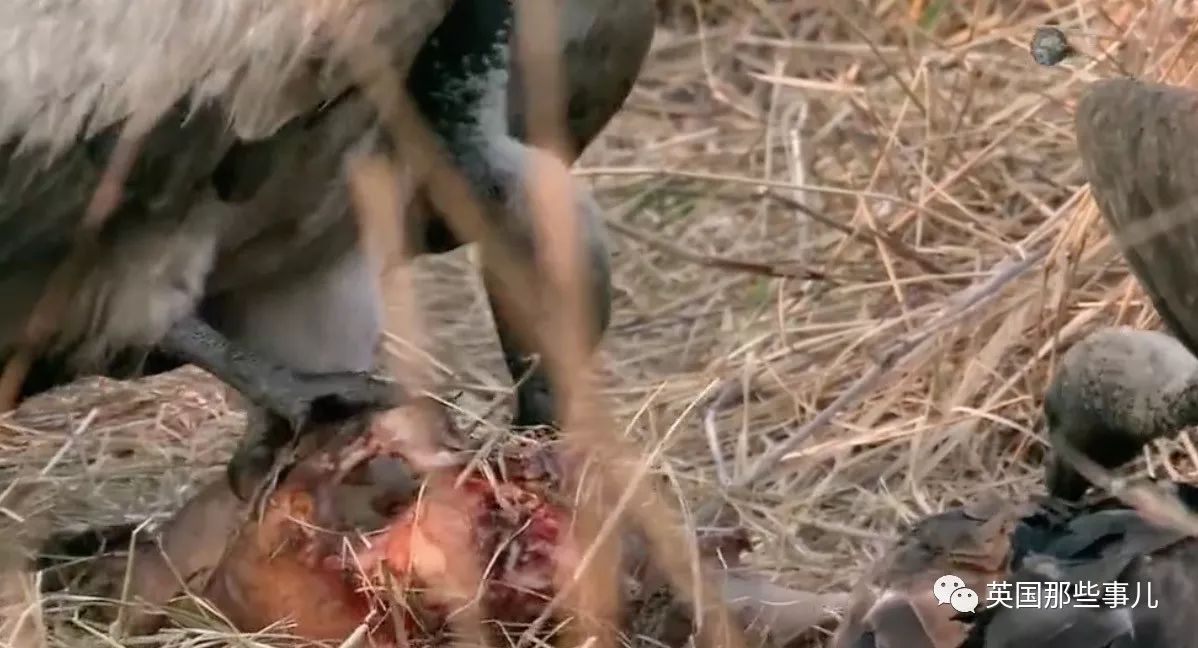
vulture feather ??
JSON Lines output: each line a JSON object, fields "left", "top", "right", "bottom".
{"left": 834, "top": 485, "right": 1198, "bottom": 648}
{"left": 0, "top": 0, "right": 655, "bottom": 495}
{"left": 1044, "top": 79, "right": 1198, "bottom": 499}
{"left": 0, "top": 0, "right": 450, "bottom": 367}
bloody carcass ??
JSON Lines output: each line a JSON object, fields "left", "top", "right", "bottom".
{"left": 88, "top": 399, "right": 577, "bottom": 645}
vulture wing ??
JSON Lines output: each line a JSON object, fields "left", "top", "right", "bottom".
{"left": 0, "top": 0, "right": 450, "bottom": 368}
{"left": 1075, "top": 78, "right": 1198, "bottom": 357}
{"left": 0, "top": 0, "right": 449, "bottom": 271}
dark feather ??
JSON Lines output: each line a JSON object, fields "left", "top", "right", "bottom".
{"left": 962, "top": 485, "right": 1198, "bottom": 647}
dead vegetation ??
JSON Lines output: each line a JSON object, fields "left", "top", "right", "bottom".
{"left": 7, "top": 0, "right": 1198, "bottom": 646}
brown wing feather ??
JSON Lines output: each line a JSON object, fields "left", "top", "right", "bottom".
{"left": 832, "top": 504, "right": 1019, "bottom": 648}
{"left": 506, "top": 0, "right": 656, "bottom": 156}
{"left": 0, "top": 0, "right": 450, "bottom": 366}
{"left": 0, "top": 0, "right": 450, "bottom": 152}
{"left": 1075, "top": 78, "right": 1198, "bottom": 357}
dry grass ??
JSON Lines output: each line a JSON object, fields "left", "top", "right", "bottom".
{"left": 8, "top": 0, "right": 1198, "bottom": 646}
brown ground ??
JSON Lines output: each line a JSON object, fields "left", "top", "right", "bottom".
{"left": 7, "top": 1, "right": 1198, "bottom": 646}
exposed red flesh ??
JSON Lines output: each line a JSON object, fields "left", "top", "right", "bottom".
{"left": 163, "top": 402, "right": 574, "bottom": 646}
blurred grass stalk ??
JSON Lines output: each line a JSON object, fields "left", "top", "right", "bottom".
{"left": 345, "top": 0, "right": 746, "bottom": 645}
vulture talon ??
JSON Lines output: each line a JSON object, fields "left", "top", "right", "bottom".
{"left": 225, "top": 373, "right": 401, "bottom": 502}
{"left": 227, "top": 437, "right": 282, "bottom": 503}
{"left": 0, "top": 0, "right": 655, "bottom": 514}
{"left": 290, "top": 370, "right": 402, "bottom": 423}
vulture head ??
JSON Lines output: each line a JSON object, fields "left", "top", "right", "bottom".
{"left": 1043, "top": 327, "right": 1198, "bottom": 500}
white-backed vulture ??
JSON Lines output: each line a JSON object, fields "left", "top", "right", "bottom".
{"left": 1, "top": 0, "right": 655, "bottom": 496}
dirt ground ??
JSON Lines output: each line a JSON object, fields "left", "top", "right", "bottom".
{"left": 7, "top": 0, "right": 1198, "bottom": 646}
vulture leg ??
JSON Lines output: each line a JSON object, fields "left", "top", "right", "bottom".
{"left": 479, "top": 197, "right": 611, "bottom": 428}
{"left": 409, "top": 0, "right": 651, "bottom": 428}
{"left": 196, "top": 249, "right": 391, "bottom": 499}
{"left": 484, "top": 0, "right": 651, "bottom": 428}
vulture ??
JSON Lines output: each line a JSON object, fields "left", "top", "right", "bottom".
{"left": 1041, "top": 78, "right": 1198, "bottom": 500}
{"left": 831, "top": 482, "right": 1198, "bottom": 648}
{"left": 0, "top": 0, "right": 655, "bottom": 497}
{"left": 829, "top": 69, "right": 1198, "bottom": 648}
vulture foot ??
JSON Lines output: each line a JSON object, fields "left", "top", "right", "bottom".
{"left": 514, "top": 383, "right": 555, "bottom": 430}
{"left": 157, "top": 316, "right": 402, "bottom": 500}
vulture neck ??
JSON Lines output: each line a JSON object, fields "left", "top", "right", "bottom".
{"left": 1154, "top": 376, "right": 1198, "bottom": 442}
